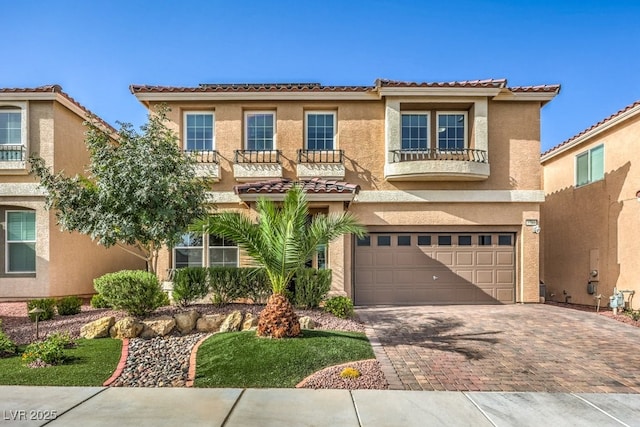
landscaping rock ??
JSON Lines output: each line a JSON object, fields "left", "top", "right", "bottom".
{"left": 110, "top": 317, "right": 144, "bottom": 339}
{"left": 299, "top": 316, "right": 316, "bottom": 330}
{"left": 174, "top": 310, "right": 200, "bottom": 334}
{"left": 196, "top": 313, "right": 226, "bottom": 332}
{"left": 220, "top": 310, "right": 243, "bottom": 332}
{"left": 140, "top": 316, "right": 176, "bottom": 339}
{"left": 242, "top": 312, "right": 258, "bottom": 331}
{"left": 80, "top": 316, "right": 115, "bottom": 339}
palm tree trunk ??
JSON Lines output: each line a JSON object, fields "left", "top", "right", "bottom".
{"left": 257, "top": 293, "right": 301, "bottom": 338}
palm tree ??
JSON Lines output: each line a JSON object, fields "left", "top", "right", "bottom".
{"left": 192, "top": 185, "right": 366, "bottom": 338}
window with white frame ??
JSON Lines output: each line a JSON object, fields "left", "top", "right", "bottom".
{"left": 401, "top": 113, "right": 429, "bottom": 150}
{"left": 173, "top": 233, "right": 238, "bottom": 269}
{"left": 437, "top": 112, "right": 467, "bottom": 150}
{"left": 576, "top": 144, "right": 604, "bottom": 187}
{"left": 0, "top": 104, "right": 26, "bottom": 161}
{"left": 6, "top": 210, "right": 36, "bottom": 273}
{"left": 306, "top": 112, "right": 335, "bottom": 150}
{"left": 245, "top": 112, "right": 275, "bottom": 150}
{"left": 184, "top": 112, "right": 214, "bottom": 151}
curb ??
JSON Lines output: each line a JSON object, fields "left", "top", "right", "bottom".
{"left": 185, "top": 334, "right": 211, "bottom": 387}
{"left": 103, "top": 338, "right": 129, "bottom": 387}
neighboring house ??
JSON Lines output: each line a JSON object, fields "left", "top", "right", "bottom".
{"left": 131, "top": 78, "right": 559, "bottom": 305}
{"left": 0, "top": 85, "right": 144, "bottom": 301}
{"left": 541, "top": 101, "right": 640, "bottom": 309}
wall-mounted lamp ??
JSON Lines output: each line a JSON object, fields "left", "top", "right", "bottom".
{"left": 532, "top": 225, "right": 541, "bottom": 234}
{"left": 636, "top": 190, "right": 640, "bottom": 202}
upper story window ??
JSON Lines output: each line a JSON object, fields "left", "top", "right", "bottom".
{"left": 6, "top": 210, "right": 36, "bottom": 273}
{"left": 184, "top": 112, "right": 214, "bottom": 151}
{"left": 401, "top": 113, "right": 429, "bottom": 150}
{"left": 306, "top": 112, "right": 335, "bottom": 150}
{"left": 437, "top": 112, "right": 467, "bottom": 150}
{"left": 0, "top": 104, "right": 27, "bottom": 162}
{"left": 246, "top": 112, "right": 275, "bottom": 150}
{"left": 576, "top": 144, "right": 604, "bottom": 187}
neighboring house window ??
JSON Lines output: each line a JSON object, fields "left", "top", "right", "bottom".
{"left": 401, "top": 113, "right": 429, "bottom": 150}
{"left": 6, "top": 210, "right": 36, "bottom": 273}
{"left": 576, "top": 144, "right": 604, "bottom": 187}
{"left": 306, "top": 112, "right": 335, "bottom": 150}
{"left": 246, "top": 112, "right": 275, "bottom": 150}
{"left": 0, "top": 105, "right": 26, "bottom": 161}
{"left": 184, "top": 112, "right": 214, "bottom": 151}
{"left": 173, "top": 233, "right": 238, "bottom": 269}
{"left": 437, "top": 112, "right": 467, "bottom": 150}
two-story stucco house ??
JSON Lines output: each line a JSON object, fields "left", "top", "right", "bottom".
{"left": 131, "top": 78, "right": 559, "bottom": 305}
{"left": 541, "top": 101, "right": 640, "bottom": 309}
{"left": 0, "top": 85, "right": 144, "bottom": 301}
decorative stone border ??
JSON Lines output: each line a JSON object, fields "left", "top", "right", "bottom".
{"left": 103, "top": 338, "right": 129, "bottom": 386}
{"left": 185, "top": 334, "right": 212, "bottom": 387}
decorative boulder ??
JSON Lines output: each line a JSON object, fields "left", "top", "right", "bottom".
{"left": 80, "top": 316, "right": 115, "bottom": 339}
{"left": 140, "top": 316, "right": 176, "bottom": 339}
{"left": 299, "top": 316, "right": 316, "bottom": 330}
{"left": 174, "top": 310, "right": 201, "bottom": 334}
{"left": 196, "top": 314, "right": 227, "bottom": 332}
{"left": 110, "top": 317, "right": 144, "bottom": 339}
{"left": 220, "top": 310, "right": 243, "bottom": 332}
{"left": 242, "top": 312, "right": 259, "bottom": 331}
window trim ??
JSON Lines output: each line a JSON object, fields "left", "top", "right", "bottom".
{"left": 436, "top": 111, "right": 468, "bottom": 150}
{"left": 0, "top": 102, "right": 28, "bottom": 157}
{"left": 173, "top": 233, "right": 239, "bottom": 269}
{"left": 244, "top": 111, "right": 276, "bottom": 150}
{"left": 207, "top": 235, "right": 239, "bottom": 268}
{"left": 575, "top": 144, "right": 604, "bottom": 187}
{"left": 183, "top": 111, "right": 215, "bottom": 152}
{"left": 5, "top": 209, "right": 36, "bottom": 274}
{"left": 305, "top": 111, "right": 336, "bottom": 151}
{"left": 400, "top": 111, "right": 430, "bottom": 150}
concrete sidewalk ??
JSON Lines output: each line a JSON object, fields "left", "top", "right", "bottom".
{"left": 1, "top": 387, "right": 639, "bottom": 426}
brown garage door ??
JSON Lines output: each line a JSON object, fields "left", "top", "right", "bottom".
{"left": 354, "top": 232, "right": 515, "bottom": 305}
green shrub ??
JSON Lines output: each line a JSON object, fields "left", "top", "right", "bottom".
{"left": 293, "top": 269, "right": 332, "bottom": 309}
{"left": 172, "top": 267, "right": 210, "bottom": 307}
{"left": 0, "top": 320, "right": 16, "bottom": 357}
{"left": 56, "top": 296, "right": 83, "bottom": 316}
{"left": 208, "top": 267, "right": 242, "bottom": 305}
{"left": 90, "top": 293, "right": 111, "bottom": 309}
{"left": 93, "top": 270, "right": 166, "bottom": 317}
{"left": 21, "top": 332, "right": 74, "bottom": 366}
{"left": 26, "top": 298, "right": 56, "bottom": 322}
{"left": 324, "top": 296, "right": 354, "bottom": 319}
{"left": 238, "top": 268, "right": 270, "bottom": 304}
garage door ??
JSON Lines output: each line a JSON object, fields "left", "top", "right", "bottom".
{"left": 354, "top": 232, "right": 515, "bottom": 305}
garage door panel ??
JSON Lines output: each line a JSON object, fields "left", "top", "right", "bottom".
{"left": 476, "top": 270, "right": 494, "bottom": 284}
{"left": 456, "top": 269, "right": 474, "bottom": 282}
{"left": 476, "top": 252, "right": 494, "bottom": 266}
{"left": 456, "top": 252, "right": 474, "bottom": 266}
{"left": 435, "top": 251, "right": 454, "bottom": 266}
{"left": 497, "top": 288, "right": 514, "bottom": 302}
{"left": 496, "top": 270, "right": 514, "bottom": 284}
{"left": 496, "top": 251, "right": 514, "bottom": 266}
{"left": 374, "top": 252, "right": 394, "bottom": 266}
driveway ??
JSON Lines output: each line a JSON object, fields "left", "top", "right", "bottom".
{"left": 357, "top": 304, "right": 640, "bottom": 392}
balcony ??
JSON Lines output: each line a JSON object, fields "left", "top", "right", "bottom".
{"left": 0, "top": 145, "right": 28, "bottom": 175}
{"left": 233, "top": 149, "right": 283, "bottom": 182}
{"left": 184, "top": 150, "right": 220, "bottom": 181}
{"left": 296, "top": 149, "right": 345, "bottom": 180}
{"left": 385, "top": 148, "right": 490, "bottom": 181}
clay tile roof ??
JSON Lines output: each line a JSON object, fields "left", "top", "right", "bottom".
{"left": 234, "top": 178, "right": 360, "bottom": 195}
{"left": 130, "top": 83, "right": 373, "bottom": 94}
{"left": 0, "top": 84, "right": 115, "bottom": 133}
{"left": 375, "top": 78, "right": 508, "bottom": 89}
{"left": 509, "top": 84, "right": 561, "bottom": 93}
{"left": 542, "top": 100, "right": 640, "bottom": 157}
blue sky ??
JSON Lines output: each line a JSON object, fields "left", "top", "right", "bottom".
{"left": 3, "top": 0, "right": 640, "bottom": 152}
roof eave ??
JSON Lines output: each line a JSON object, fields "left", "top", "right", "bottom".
{"left": 377, "top": 87, "right": 503, "bottom": 97}
{"left": 131, "top": 91, "right": 379, "bottom": 102}
{"left": 237, "top": 192, "right": 357, "bottom": 202}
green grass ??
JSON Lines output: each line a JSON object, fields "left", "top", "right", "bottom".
{"left": 0, "top": 338, "right": 122, "bottom": 386}
{"left": 194, "top": 330, "right": 374, "bottom": 388}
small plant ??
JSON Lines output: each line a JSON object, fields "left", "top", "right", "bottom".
{"left": 56, "top": 296, "right": 83, "bottom": 316}
{"left": 339, "top": 366, "right": 361, "bottom": 379}
{"left": 94, "top": 270, "right": 166, "bottom": 317}
{"left": 293, "top": 269, "right": 332, "bottom": 309}
{"left": 0, "top": 320, "right": 17, "bottom": 358}
{"left": 26, "top": 298, "right": 56, "bottom": 322}
{"left": 90, "top": 293, "right": 111, "bottom": 309}
{"left": 323, "top": 296, "right": 354, "bottom": 319}
{"left": 172, "top": 267, "right": 210, "bottom": 307}
{"left": 21, "top": 332, "right": 73, "bottom": 366}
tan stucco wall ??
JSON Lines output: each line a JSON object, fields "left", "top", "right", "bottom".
{"left": 542, "top": 112, "right": 640, "bottom": 309}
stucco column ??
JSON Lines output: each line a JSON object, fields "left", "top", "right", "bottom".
{"left": 328, "top": 202, "right": 347, "bottom": 296}
{"left": 520, "top": 209, "right": 541, "bottom": 303}
{"left": 385, "top": 99, "right": 401, "bottom": 164}
{"left": 474, "top": 98, "right": 488, "bottom": 152}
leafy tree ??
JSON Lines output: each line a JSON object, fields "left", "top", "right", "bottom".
{"left": 29, "top": 106, "right": 208, "bottom": 274}
{"left": 192, "top": 185, "right": 366, "bottom": 338}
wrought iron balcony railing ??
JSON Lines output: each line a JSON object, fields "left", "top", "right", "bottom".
{"left": 234, "top": 149, "right": 281, "bottom": 163}
{"left": 297, "top": 149, "right": 344, "bottom": 163}
{"left": 0, "top": 145, "right": 26, "bottom": 161}
{"left": 183, "top": 149, "right": 218, "bottom": 163}
{"left": 391, "top": 148, "right": 488, "bottom": 163}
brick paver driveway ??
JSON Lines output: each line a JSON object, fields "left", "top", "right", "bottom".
{"left": 357, "top": 304, "right": 640, "bottom": 392}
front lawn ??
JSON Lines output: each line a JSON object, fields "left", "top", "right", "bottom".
{"left": 194, "top": 330, "right": 374, "bottom": 388}
{"left": 0, "top": 338, "right": 121, "bottom": 386}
